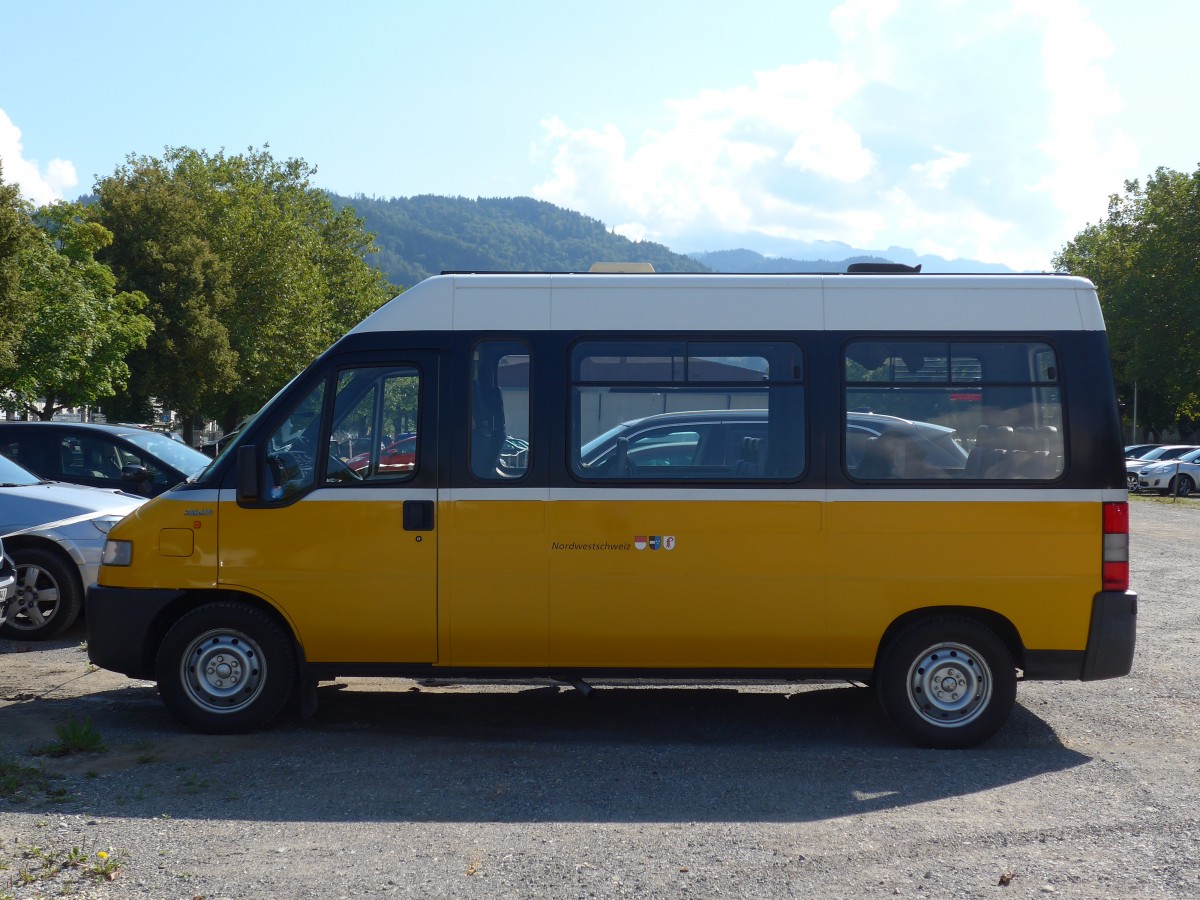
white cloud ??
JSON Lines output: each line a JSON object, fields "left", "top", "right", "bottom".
{"left": 0, "top": 108, "right": 78, "bottom": 206}
{"left": 531, "top": 0, "right": 1132, "bottom": 270}
{"left": 830, "top": 0, "right": 900, "bottom": 37}
{"left": 1015, "top": 0, "right": 1138, "bottom": 228}
{"left": 910, "top": 147, "right": 971, "bottom": 190}
{"left": 534, "top": 61, "right": 874, "bottom": 242}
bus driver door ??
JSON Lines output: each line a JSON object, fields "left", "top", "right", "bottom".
{"left": 222, "top": 355, "right": 439, "bottom": 665}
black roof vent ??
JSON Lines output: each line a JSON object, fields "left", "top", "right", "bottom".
{"left": 845, "top": 262, "right": 922, "bottom": 274}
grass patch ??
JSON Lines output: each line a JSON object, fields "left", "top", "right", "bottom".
{"left": 1130, "top": 492, "right": 1200, "bottom": 507}
{"left": 31, "top": 718, "right": 106, "bottom": 758}
{"left": 0, "top": 757, "right": 54, "bottom": 803}
{"left": 0, "top": 842, "right": 124, "bottom": 894}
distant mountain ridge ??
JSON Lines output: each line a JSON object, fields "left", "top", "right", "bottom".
{"left": 688, "top": 248, "right": 895, "bottom": 273}
{"left": 332, "top": 193, "right": 1013, "bottom": 288}
{"left": 690, "top": 247, "right": 1014, "bottom": 274}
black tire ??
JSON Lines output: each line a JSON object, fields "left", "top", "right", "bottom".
{"left": 156, "top": 602, "right": 296, "bottom": 734}
{"left": 1126, "top": 472, "right": 1139, "bottom": 491}
{"left": 1175, "top": 475, "right": 1195, "bottom": 498}
{"left": 0, "top": 547, "right": 83, "bottom": 640}
{"left": 876, "top": 616, "right": 1017, "bottom": 749}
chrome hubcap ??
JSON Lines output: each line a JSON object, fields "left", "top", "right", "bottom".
{"left": 181, "top": 629, "right": 266, "bottom": 713}
{"left": 907, "top": 641, "right": 992, "bottom": 727}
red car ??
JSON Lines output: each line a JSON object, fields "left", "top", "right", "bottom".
{"left": 346, "top": 435, "right": 416, "bottom": 474}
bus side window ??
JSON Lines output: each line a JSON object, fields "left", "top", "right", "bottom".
{"left": 471, "top": 340, "right": 530, "bottom": 480}
{"left": 571, "top": 340, "right": 804, "bottom": 481}
{"left": 844, "top": 340, "right": 1064, "bottom": 481}
{"left": 325, "top": 366, "right": 420, "bottom": 484}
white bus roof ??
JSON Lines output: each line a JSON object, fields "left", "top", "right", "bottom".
{"left": 348, "top": 273, "right": 1105, "bottom": 334}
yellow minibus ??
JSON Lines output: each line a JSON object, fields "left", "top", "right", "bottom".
{"left": 87, "top": 267, "right": 1137, "bottom": 747}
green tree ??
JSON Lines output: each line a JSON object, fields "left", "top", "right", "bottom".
{"left": 1054, "top": 166, "right": 1200, "bottom": 439}
{"left": 0, "top": 162, "right": 39, "bottom": 371}
{"left": 95, "top": 147, "right": 393, "bottom": 438}
{"left": 93, "top": 156, "right": 239, "bottom": 438}
{"left": 0, "top": 202, "right": 154, "bottom": 420}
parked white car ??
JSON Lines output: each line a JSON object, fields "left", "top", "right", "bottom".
{"left": 1124, "top": 445, "right": 1199, "bottom": 491}
{"left": 0, "top": 453, "right": 146, "bottom": 640}
{"left": 1137, "top": 446, "right": 1200, "bottom": 496}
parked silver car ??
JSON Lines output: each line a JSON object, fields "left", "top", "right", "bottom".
{"left": 577, "top": 409, "right": 969, "bottom": 477}
{"left": 1124, "top": 445, "right": 1199, "bottom": 491}
{"left": 0, "top": 537, "right": 15, "bottom": 627}
{"left": 1137, "top": 446, "right": 1200, "bottom": 496}
{"left": 0, "top": 453, "right": 145, "bottom": 640}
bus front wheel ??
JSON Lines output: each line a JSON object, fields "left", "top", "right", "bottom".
{"left": 876, "top": 616, "right": 1016, "bottom": 749}
{"left": 156, "top": 602, "right": 296, "bottom": 734}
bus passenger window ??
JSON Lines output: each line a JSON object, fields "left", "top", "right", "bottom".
{"left": 471, "top": 341, "right": 530, "bottom": 480}
{"left": 844, "top": 340, "right": 1064, "bottom": 481}
{"left": 571, "top": 340, "right": 804, "bottom": 481}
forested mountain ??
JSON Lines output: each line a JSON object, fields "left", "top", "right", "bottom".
{"left": 332, "top": 194, "right": 709, "bottom": 288}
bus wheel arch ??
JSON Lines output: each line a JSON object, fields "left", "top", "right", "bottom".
{"left": 874, "top": 612, "right": 1019, "bottom": 748}
{"left": 154, "top": 598, "right": 297, "bottom": 734}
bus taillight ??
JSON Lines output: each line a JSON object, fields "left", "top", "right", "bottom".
{"left": 1102, "top": 501, "right": 1129, "bottom": 591}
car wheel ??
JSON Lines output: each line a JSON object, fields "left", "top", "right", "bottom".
{"left": 0, "top": 548, "right": 83, "bottom": 641}
{"left": 876, "top": 616, "right": 1016, "bottom": 749}
{"left": 156, "top": 602, "right": 296, "bottom": 733}
{"left": 1126, "top": 472, "right": 1139, "bottom": 491}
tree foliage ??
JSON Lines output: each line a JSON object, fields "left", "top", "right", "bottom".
{"left": 95, "top": 146, "right": 393, "bottom": 435}
{"left": 0, "top": 162, "right": 40, "bottom": 371}
{"left": 0, "top": 202, "right": 154, "bottom": 420}
{"left": 1054, "top": 166, "right": 1200, "bottom": 439}
{"left": 334, "top": 194, "right": 710, "bottom": 287}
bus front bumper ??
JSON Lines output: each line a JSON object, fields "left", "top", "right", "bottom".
{"left": 86, "top": 585, "right": 186, "bottom": 680}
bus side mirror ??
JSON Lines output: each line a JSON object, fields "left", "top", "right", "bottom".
{"left": 237, "top": 445, "right": 259, "bottom": 502}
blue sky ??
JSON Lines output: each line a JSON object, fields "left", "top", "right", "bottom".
{"left": 1, "top": 0, "right": 1195, "bottom": 270}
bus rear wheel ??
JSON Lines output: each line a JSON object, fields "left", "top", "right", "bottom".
{"left": 876, "top": 616, "right": 1016, "bottom": 748}
{"left": 156, "top": 602, "right": 296, "bottom": 734}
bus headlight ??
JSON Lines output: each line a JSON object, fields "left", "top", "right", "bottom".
{"left": 102, "top": 540, "right": 133, "bottom": 567}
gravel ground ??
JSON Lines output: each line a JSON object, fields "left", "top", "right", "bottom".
{"left": 1, "top": 498, "right": 1197, "bottom": 899}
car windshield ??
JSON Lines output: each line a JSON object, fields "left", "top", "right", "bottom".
{"left": 120, "top": 430, "right": 211, "bottom": 477}
{"left": 1150, "top": 447, "right": 1200, "bottom": 465}
{"left": 0, "top": 453, "right": 44, "bottom": 487}
{"left": 1141, "top": 446, "right": 1196, "bottom": 462}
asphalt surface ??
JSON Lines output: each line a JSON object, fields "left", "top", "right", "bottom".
{"left": 0, "top": 498, "right": 1196, "bottom": 899}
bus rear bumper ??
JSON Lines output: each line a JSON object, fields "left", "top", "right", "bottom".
{"left": 1023, "top": 590, "right": 1137, "bottom": 681}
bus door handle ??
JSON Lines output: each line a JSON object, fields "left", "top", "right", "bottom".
{"left": 403, "top": 499, "right": 435, "bottom": 532}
